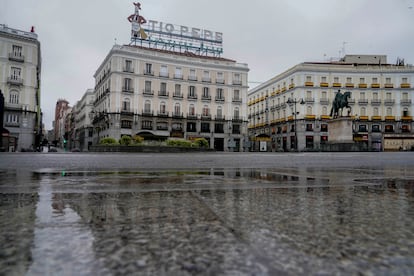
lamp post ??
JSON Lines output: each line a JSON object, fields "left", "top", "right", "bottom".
{"left": 287, "top": 98, "right": 305, "bottom": 151}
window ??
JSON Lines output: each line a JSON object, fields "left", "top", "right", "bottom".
{"left": 306, "top": 136, "right": 314, "bottom": 149}
{"left": 402, "top": 77, "right": 408, "bottom": 83}
{"left": 385, "top": 125, "right": 394, "bottom": 133}
{"left": 321, "top": 91, "right": 327, "bottom": 99}
{"left": 160, "top": 65, "right": 168, "bottom": 77}
{"left": 145, "top": 63, "right": 152, "bottom": 75}
{"left": 216, "top": 88, "right": 224, "bottom": 100}
{"left": 121, "top": 120, "right": 132, "bottom": 129}
{"left": 372, "top": 125, "right": 381, "bottom": 132}
{"left": 403, "top": 108, "right": 409, "bottom": 117}
{"left": 306, "top": 124, "right": 313, "bottom": 131}
{"left": 125, "top": 60, "right": 133, "bottom": 72}
{"left": 217, "top": 106, "right": 223, "bottom": 119}
{"left": 12, "top": 45, "right": 22, "bottom": 57}
{"left": 9, "top": 91, "right": 19, "bottom": 104}
{"left": 157, "top": 122, "right": 168, "bottom": 130}
{"left": 386, "top": 92, "right": 391, "bottom": 100}
{"left": 232, "top": 124, "right": 240, "bottom": 134}
{"left": 6, "top": 114, "right": 19, "bottom": 124}
{"left": 373, "top": 92, "right": 378, "bottom": 100}
{"left": 144, "top": 100, "right": 151, "bottom": 113}
{"left": 322, "top": 106, "right": 328, "bottom": 115}
{"left": 142, "top": 120, "right": 152, "bottom": 129}
{"left": 217, "top": 72, "right": 224, "bottom": 83}
{"left": 360, "top": 92, "right": 365, "bottom": 100}
{"left": 386, "top": 77, "right": 391, "bottom": 84}
{"left": 360, "top": 107, "right": 366, "bottom": 116}
{"left": 160, "top": 82, "right": 167, "bottom": 95}
{"left": 202, "top": 87, "right": 209, "bottom": 98}
{"left": 321, "top": 76, "right": 327, "bottom": 82}
{"left": 360, "top": 77, "right": 365, "bottom": 84}
{"left": 122, "top": 98, "right": 130, "bottom": 111}
{"left": 402, "top": 125, "right": 410, "bottom": 133}
{"left": 187, "top": 122, "right": 196, "bottom": 132}
{"left": 189, "top": 104, "right": 195, "bottom": 115}
{"left": 145, "top": 81, "right": 151, "bottom": 93}
{"left": 346, "top": 77, "right": 352, "bottom": 83}
{"left": 175, "top": 67, "right": 182, "bottom": 79}
{"left": 189, "top": 69, "right": 197, "bottom": 80}
{"left": 402, "top": 92, "right": 408, "bottom": 100}
{"left": 233, "top": 89, "right": 240, "bottom": 101}
{"left": 202, "top": 105, "right": 210, "bottom": 116}
{"left": 159, "top": 102, "right": 166, "bottom": 114}
{"left": 233, "top": 107, "right": 240, "bottom": 119}
{"left": 174, "top": 103, "right": 181, "bottom": 116}
{"left": 203, "top": 71, "right": 210, "bottom": 82}
{"left": 334, "top": 77, "right": 339, "bottom": 83}
{"left": 358, "top": 125, "right": 367, "bottom": 132}
{"left": 174, "top": 84, "right": 181, "bottom": 97}
{"left": 321, "top": 124, "right": 328, "bottom": 132}
{"left": 306, "top": 76, "right": 312, "bottom": 82}
{"left": 215, "top": 123, "right": 224, "bottom": 133}
{"left": 373, "top": 107, "right": 379, "bottom": 116}
{"left": 386, "top": 107, "right": 392, "bottom": 116}
{"left": 306, "top": 105, "right": 313, "bottom": 115}
{"left": 10, "top": 67, "right": 21, "bottom": 79}
{"left": 123, "top": 78, "right": 133, "bottom": 92}
{"left": 189, "top": 86, "right": 196, "bottom": 97}
{"left": 201, "top": 123, "right": 210, "bottom": 133}
{"left": 372, "top": 77, "right": 378, "bottom": 83}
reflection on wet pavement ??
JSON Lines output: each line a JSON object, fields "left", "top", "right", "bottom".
{"left": 1, "top": 168, "right": 414, "bottom": 275}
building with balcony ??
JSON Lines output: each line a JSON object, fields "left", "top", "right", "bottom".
{"left": 0, "top": 24, "right": 42, "bottom": 151}
{"left": 248, "top": 55, "right": 414, "bottom": 151}
{"left": 91, "top": 44, "right": 249, "bottom": 151}
{"left": 72, "top": 89, "right": 95, "bottom": 151}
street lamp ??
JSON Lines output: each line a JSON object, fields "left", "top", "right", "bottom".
{"left": 287, "top": 98, "right": 305, "bottom": 151}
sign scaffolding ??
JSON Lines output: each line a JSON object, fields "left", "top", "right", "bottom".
{"left": 128, "top": 2, "right": 223, "bottom": 57}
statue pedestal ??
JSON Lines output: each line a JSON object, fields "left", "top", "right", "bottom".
{"left": 329, "top": 117, "right": 354, "bottom": 143}
{"left": 323, "top": 117, "right": 360, "bottom": 151}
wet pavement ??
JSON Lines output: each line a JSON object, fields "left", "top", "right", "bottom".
{"left": 1, "top": 152, "right": 414, "bottom": 275}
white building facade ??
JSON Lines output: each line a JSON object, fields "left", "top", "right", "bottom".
{"left": 248, "top": 55, "right": 414, "bottom": 151}
{"left": 92, "top": 45, "right": 249, "bottom": 151}
{"left": 73, "top": 89, "right": 95, "bottom": 151}
{"left": 0, "top": 24, "right": 42, "bottom": 151}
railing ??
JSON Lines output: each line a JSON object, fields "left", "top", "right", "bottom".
{"left": 143, "top": 70, "right": 154, "bottom": 76}
{"left": 143, "top": 89, "right": 154, "bottom": 95}
{"left": 232, "top": 80, "right": 242, "bottom": 85}
{"left": 216, "top": 79, "right": 225, "bottom": 84}
{"left": 371, "top": 99, "right": 382, "bottom": 105}
{"left": 7, "top": 77, "right": 23, "bottom": 86}
{"left": 401, "top": 99, "right": 412, "bottom": 105}
{"left": 123, "top": 67, "right": 134, "bottom": 73}
{"left": 8, "top": 53, "right": 24, "bottom": 62}
{"left": 142, "top": 110, "right": 153, "bottom": 116}
{"left": 157, "top": 111, "right": 169, "bottom": 117}
{"left": 187, "top": 113, "right": 198, "bottom": 120}
{"left": 159, "top": 72, "right": 169, "bottom": 78}
{"left": 187, "top": 94, "right": 198, "bottom": 100}
{"left": 215, "top": 96, "right": 225, "bottom": 102}
{"left": 358, "top": 99, "right": 369, "bottom": 105}
{"left": 174, "top": 74, "right": 183, "bottom": 80}
{"left": 188, "top": 76, "right": 198, "bottom": 81}
{"left": 232, "top": 98, "right": 242, "bottom": 103}
{"left": 172, "top": 112, "right": 183, "bottom": 118}
{"left": 122, "top": 87, "right": 134, "bottom": 93}
{"left": 158, "top": 91, "right": 169, "bottom": 97}
{"left": 201, "top": 95, "right": 211, "bottom": 101}
{"left": 202, "top": 77, "right": 211, "bottom": 83}
{"left": 384, "top": 99, "right": 395, "bottom": 105}
{"left": 173, "top": 93, "right": 183, "bottom": 99}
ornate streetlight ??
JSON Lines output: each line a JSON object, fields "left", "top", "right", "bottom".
{"left": 287, "top": 98, "right": 305, "bottom": 150}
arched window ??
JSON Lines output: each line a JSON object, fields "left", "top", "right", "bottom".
{"left": 360, "top": 107, "right": 366, "bottom": 116}
{"left": 159, "top": 101, "right": 166, "bottom": 114}
{"left": 217, "top": 106, "right": 223, "bottom": 118}
{"left": 373, "top": 107, "right": 379, "bottom": 116}
{"left": 322, "top": 106, "right": 327, "bottom": 115}
{"left": 189, "top": 104, "right": 195, "bottom": 115}
{"left": 122, "top": 98, "right": 130, "bottom": 111}
{"left": 307, "top": 105, "right": 312, "bottom": 115}
{"left": 144, "top": 100, "right": 151, "bottom": 113}
{"left": 233, "top": 107, "right": 240, "bottom": 119}
{"left": 386, "top": 107, "right": 392, "bottom": 116}
{"left": 174, "top": 103, "right": 181, "bottom": 116}
{"left": 202, "top": 105, "right": 209, "bottom": 116}
{"left": 9, "top": 90, "right": 19, "bottom": 104}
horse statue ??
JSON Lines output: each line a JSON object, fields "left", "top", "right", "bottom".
{"left": 330, "top": 90, "right": 352, "bottom": 118}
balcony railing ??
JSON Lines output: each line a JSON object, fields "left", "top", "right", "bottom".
{"left": 174, "top": 74, "right": 183, "bottom": 80}
{"left": 173, "top": 93, "right": 183, "bottom": 99}
{"left": 305, "top": 97, "right": 315, "bottom": 103}
{"left": 158, "top": 91, "right": 169, "bottom": 97}
{"left": 157, "top": 111, "right": 169, "bottom": 117}
{"left": 401, "top": 99, "right": 412, "bottom": 105}
{"left": 143, "top": 89, "right": 154, "bottom": 95}
{"left": 358, "top": 83, "right": 367, "bottom": 88}
{"left": 305, "top": 81, "right": 314, "bottom": 87}
{"left": 202, "top": 77, "right": 211, "bottom": 83}
{"left": 319, "top": 98, "right": 329, "bottom": 104}
{"left": 201, "top": 114, "right": 212, "bottom": 120}
{"left": 401, "top": 83, "right": 411, "bottom": 88}
{"left": 216, "top": 79, "right": 225, "bottom": 84}
{"left": 143, "top": 70, "right": 154, "bottom": 76}
{"left": 122, "top": 87, "right": 134, "bottom": 93}
{"left": 215, "top": 96, "right": 225, "bottom": 102}
{"left": 7, "top": 77, "right": 23, "bottom": 86}
{"left": 358, "top": 99, "right": 369, "bottom": 105}
{"left": 159, "top": 72, "right": 169, "bottom": 78}
{"left": 142, "top": 110, "right": 153, "bottom": 116}
{"left": 384, "top": 99, "right": 395, "bottom": 106}
{"left": 8, "top": 53, "right": 24, "bottom": 62}
{"left": 123, "top": 67, "right": 134, "bottom": 73}
{"left": 188, "top": 76, "right": 197, "bottom": 81}
{"left": 371, "top": 83, "right": 380, "bottom": 88}
{"left": 215, "top": 115, "right": 226, "bottom": 121}
{"left": 384, "top": 83, "right": 394, "bottom": 88}
{"left": 320, "top": 82, "right": 329, "bottom": 87}
{"left": 172, "top": 112, "right": 183, "bottom": 118}
{"left": 371, "top": 99, "right": 382, "bottom": 105}
{"left": 332, "top": 83, "right": 342, "bottom": 87}
{"left": 187, "top": 94, "right": 198, "bottom": 100}
{"left": 201, "top": 95, "right": 211, "bottom": 101}
{"left": 232, "top": 98, "right": 242, "bottom": 103}
{"left": 232, "top": 80, "right": 242, "bottom": 85}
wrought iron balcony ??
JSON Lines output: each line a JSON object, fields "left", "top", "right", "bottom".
{"left": 7, "top": 77, "right": 23, "bottom": 86}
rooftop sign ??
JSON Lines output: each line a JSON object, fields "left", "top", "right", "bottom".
{"left": 128, "top": 3, "right": 223, "bottom": 57}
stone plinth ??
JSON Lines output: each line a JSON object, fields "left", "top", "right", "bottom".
{"left": 321, "top": 117, "right": 365, "bottom": 151}
{"left": 328, "top": 117, "right": 354, "bottom": 143}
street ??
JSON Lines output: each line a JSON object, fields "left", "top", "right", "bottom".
{"left": 1, "top": 152, "right": 414, "bottom": 275}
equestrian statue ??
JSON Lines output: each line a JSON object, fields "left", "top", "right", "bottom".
{"left": 330, "top": 90, "right": 352, "bottom": 118}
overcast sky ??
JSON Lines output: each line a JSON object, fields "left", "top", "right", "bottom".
{"left": 2, "top": 0, "right": 414, "bottom": 129}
